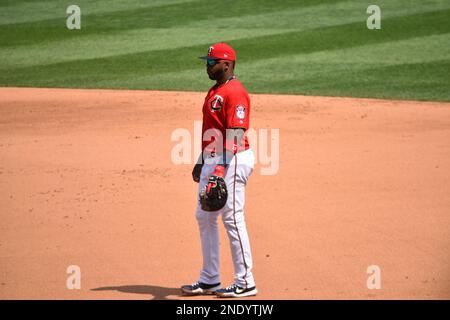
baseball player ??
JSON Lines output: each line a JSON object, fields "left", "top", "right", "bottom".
{"left": 181, "top": 43, "right": 257, "bottom": 298}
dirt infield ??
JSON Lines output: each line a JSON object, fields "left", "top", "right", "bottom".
{"left": 0, "top": 87, "right": 449, "bottom": 300}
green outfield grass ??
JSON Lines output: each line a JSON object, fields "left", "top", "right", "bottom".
{"left": 0, "top": 0, "right": 449, "bottom": 101}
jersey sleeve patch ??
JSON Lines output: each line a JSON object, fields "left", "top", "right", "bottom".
{"left": 236, "top": 105, "right": 246, "bottom": 120}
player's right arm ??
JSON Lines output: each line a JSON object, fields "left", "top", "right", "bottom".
{"left": 192, "top": 153, "right": 203, "bottom": 183}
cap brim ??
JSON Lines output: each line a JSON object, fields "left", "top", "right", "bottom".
{"left": 199, "top": 56, "right": 217, "bottom": 60}
{"left": 199, "top": 56, "right": 235, "bottom": 61}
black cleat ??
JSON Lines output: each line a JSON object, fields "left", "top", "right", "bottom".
{"left": 181, "top": 281, "right": 221, "bottom": 295}
{"left": 215, "top": 284, "right": 258, "bottom": 298}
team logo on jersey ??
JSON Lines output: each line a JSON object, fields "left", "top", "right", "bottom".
{"left": 210, "top": 95, "right": 223, "bottom": 111}
{"left": 236, "top": 105, "right": 246, "bottom": 119}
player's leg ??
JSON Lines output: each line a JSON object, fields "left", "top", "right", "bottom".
{"left": 195, "top": 160, "right": 221, "bottom": 285}
{"left": 182, "top": 160, "right": 222, "bottom": 295}
{"left": 218, "top": 149, "right": 257, "bottom": 297}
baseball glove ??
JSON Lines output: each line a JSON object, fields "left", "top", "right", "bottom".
{"left": 199, "top": 175, "right": 228, "bottom": 211}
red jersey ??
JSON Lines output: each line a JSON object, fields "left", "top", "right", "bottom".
{"left": 202, "top": 78, "right": 250, "bottom": 155}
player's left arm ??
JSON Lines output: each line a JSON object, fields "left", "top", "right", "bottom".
{"left": 215, "top": 90, "right": 250, "bottom": 171}
{"left": 219, "top": 127, "right": 245, "bottom": 167}
{"left": 208, "top": 128, "right": 244, "bottom": 183}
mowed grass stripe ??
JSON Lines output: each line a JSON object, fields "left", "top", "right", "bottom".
{"left": 0, "top": 0, "right": 341, "bottom": 47}
{"left": 185, "top": 0, "right": 450, "bottom": 29}
{"left": 2, "top": 0, "right": 449, "bottom": 69}
{"left": 262, "top": 60, "right": 450, "bottom": 101}
{"left": 0, "top": 27, "right": 296, "bottom": 69}
{"left": 74, "top": 59, "right": 450, "bottom": 102}
{"left": 240, "top": 33, "right": 450, "bottom": 82}
{"left": 1, "top": 9, "right": 448, "bottom": 88}
{"left": 0, "top": 0, "right": 195, "bottom": 25}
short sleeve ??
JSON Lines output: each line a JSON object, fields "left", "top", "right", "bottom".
{"left": 225, "top": 90, "right": 250, "bottom": 130}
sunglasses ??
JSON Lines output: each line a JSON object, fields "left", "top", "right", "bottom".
{"left": 206, "top": 59, "right": 221, "bottom": 67}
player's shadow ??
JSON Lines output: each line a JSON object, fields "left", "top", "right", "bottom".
{"left": 91, "top": 285, "right": 182, "bottom": 300}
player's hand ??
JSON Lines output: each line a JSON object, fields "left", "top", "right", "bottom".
{"left": 200, "top": 165, "right": 228, "bottom": 211}
{"left": 206, "top": 165, "right": 225, "bottom": 193}
{"left": 192, "top": 163, "right": 203, "bottom": 183}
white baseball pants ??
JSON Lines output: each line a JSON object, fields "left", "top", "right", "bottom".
{"left": 196, "top": 148, "right": 256, "bottom": 288}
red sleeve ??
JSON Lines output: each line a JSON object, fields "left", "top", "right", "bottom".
{"left": 225, "top": 88, "right": 250, "bottom": 130}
